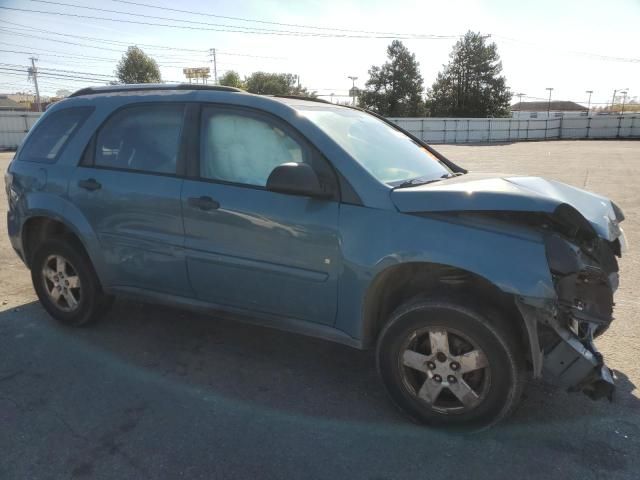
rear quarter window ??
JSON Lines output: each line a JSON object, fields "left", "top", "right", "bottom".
{"left": 18, "top": 107, "right": 93, "bottom": 164}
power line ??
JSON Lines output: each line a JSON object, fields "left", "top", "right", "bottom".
{"left": 1, "top": 5, "right": 458, "bottom": 39}
{"left": 0, "top": 26, "right": 278, "bottom": 65}
{"left": 0, "top": 43, "right": 201, "bottom": 66}
{"left": 0, "top": 47, "right": 120, "bottom": 62}
{"left": 0, "top": 26, "right": 125, "bottom": 53}
{"left": 0, "top": 19, "right": 206, "bottom": 53}
{"left": 0, "top": 27, "right": 204, "bottom": 61}
{"left": 0, "top": 66, "right": 113, "bottom": 83}
{"left": 5, "top": 5, "right": 637, "bottom": 65}
{"left": 0, "top": 65, "right": 116, "bottom": 83}
{"left": 0, "top": 19, "right": 285, "bottom": 59}
{"left": 109, "top": 0, "right": 455, "bottom": 38}
{"left": 496, "top": 35, "right": 640, "bottom": 64}
{"left": 0, "top": 31, "right": 210, "bottom": 64}
{"left": 29, "top": 0, "right": 342, "bottom": 37}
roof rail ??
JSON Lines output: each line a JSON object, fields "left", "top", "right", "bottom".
{"left": 69, "top": 83, "right": 243, "bottom": 98}
{"left": 271, "top": 94, "right": 332, "bottom": 104}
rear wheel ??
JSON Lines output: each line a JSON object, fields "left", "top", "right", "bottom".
{"left": 377, "top": 298, "right": 525, "bottom": 430}
{"left": 31, "top": 236, "right": 113, "bottom": 326}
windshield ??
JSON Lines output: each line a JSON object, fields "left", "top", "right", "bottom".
{"left": 299, "top": 107, "right": 450, "bottom": 186}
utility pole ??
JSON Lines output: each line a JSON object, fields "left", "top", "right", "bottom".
{"left": 209, "top": 48, "right": 218, "bottom": 84}
{"left": 516, "top": 92, "right": 525, "bottom": 117}
{"left": 585, "top": 90, "right": 593, "bottom": 115}
{"left": 620, "top": 91, "right": 628, "bottom": 114}
{"left": 28, "top": 57, "right": 41, "bottom": 112}
{"left": 348, "top": 76, "right": 358, "bottom": 106}
{"left": 545, "top": 87, "right": 553, "bottom": 117}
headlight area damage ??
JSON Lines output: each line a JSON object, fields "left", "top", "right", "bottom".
{"left": 517, "top": 203, "right": 626, "bottom": 401}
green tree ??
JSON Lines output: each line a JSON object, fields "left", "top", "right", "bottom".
{"left": 244, "top": 72, "right": 314, "bottom": 96}
{"left": 428, "top": 31, "right": 511, "bottom": 117}
{"left": 218, "top": 70, "right": 245, "bottom": 89}
{"left": 359, "top": 40, "right": 426, "bottom": 117}
{"left": 115, "top": 46, "right": 162, "bottom": 84}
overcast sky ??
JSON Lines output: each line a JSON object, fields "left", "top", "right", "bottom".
{"left": 0, "top": 0, "right": 638, "bottom": 106}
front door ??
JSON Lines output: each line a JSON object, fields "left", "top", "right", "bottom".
{"left": 68, "top": 103, "right": 191, "bottom": 296}
{"left": 181, "top": 105, "right": 340, "bottom": 325}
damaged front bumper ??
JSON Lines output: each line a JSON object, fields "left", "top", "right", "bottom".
{"left": 515, "top": 227, "right": 625, "bottom": 401}
{"left": 517, "top": 298, "right": 616, "bottom": 400}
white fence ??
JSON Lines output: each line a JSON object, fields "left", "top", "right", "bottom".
{"left": 0, "top": 111, "right": 40, "bottom": 149}
{"left": 1, "top": 111, "right": 639, "bottom": 150}
{"left": 388, "top": 115, "right": 640, "bottom": 144}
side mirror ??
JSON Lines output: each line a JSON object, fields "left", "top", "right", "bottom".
{"left": 266, "top": 162, "right": 330, "bottom": 198}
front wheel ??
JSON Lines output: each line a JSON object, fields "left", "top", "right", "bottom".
{"left": 377, "top": 298, "right": 525, "bottom": 430}
{"left": 31, "top": 236, "right": 113, "bottom": 326}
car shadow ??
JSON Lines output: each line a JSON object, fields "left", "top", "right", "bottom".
{"left": 3, "top": 298, "right": 639, "bottom": 432}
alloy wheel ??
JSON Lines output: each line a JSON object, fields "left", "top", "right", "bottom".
{"left": 41, "top": 254, "right": 82, "bottom": 312}
{"left": 399, "top": 327, "right": 490, "bottom": 413}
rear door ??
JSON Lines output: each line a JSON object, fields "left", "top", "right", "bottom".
{"left": 68, "top": 103, "right": 191, "bottom": 296}
{"left": 181, "top": 104, "right": 341, "bottom": 325}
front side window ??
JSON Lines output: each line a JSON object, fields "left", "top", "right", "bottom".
{"left": 19, "top": 107, "right": 93, "bottom": 164}
{"left": 200, "top": 108, "right": 307, "bottom": 187}
{"left": 299, "top": 107, "right": 450, "bottom": 186}
{"left": 94, "top": 104, "right": 185, "bottom": 174}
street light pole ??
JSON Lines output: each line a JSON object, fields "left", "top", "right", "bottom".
{"left": 545, "top": 87, "right": 553, "bottom": 117}
{"left": 585, "top": 90, "right": 593, "bottom": 115}
{"left": 620, "top": 91, "right": 628, "bottom": 114}
{"left": 610, "top": 88, "right": 629, "bottom": 113}
{"left": 347, "top": 76, "right": 358, "bottom": 106}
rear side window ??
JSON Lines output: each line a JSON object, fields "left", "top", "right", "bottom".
{"left": 19, "top": 107, "right": 93, "bottom": 164}
{"left": 94, "top": 104, "right": 185, "bottom": 175}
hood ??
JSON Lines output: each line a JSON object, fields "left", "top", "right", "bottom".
{"left": 391, "top": 173, "right": 623, "bottom": 241}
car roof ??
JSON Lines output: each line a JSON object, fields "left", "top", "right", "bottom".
{"left": 69, "top": 83, "right": 241, "bottom": 97}
{"left": 68, "top": 83, "right": 339, "bottom": 110}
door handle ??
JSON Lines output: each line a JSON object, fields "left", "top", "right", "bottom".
{"left": 78, "top": 178, "right": 101, "bottom": 191}
{"left": 188, "top": 195, "right": 220, "bottom": 211}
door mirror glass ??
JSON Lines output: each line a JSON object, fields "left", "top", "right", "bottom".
{"left": 266, "top": 162, "right": 329, "bottom": 198}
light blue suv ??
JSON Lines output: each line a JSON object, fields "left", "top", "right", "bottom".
{"left": 5, "top": 84, "right": 627, "bottom": 429}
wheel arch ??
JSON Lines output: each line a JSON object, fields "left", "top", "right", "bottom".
{"left": 22, "top": 215, "right": 90, "bottom": 268}
{"left": 361, "top": 261, "right": 532, "bottom": 365}
{"left": 19, "top": 192, "right": 103, "bottom": 271}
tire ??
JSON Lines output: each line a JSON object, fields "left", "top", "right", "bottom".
{"left": 376, "top": 297, "right": 525, "bottom": 430}
{"left": 31, "top": 236, "right": 113, "bottom": 327}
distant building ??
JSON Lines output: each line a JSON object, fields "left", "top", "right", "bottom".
{"left": 6, "top": 92, "right": 36, "bottom": 104}
{"left": 0, "top": 95, "right": 28, "bottom": 111}
{"left": 511, "top": 101, "right": 588, "bottom": 119}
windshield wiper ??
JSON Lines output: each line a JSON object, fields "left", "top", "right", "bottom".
{"left": 393, "top": 172, "right": 463, "bottom": 189}
{"left": 393, "top": 177, "right": 441, "bottom": 189}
